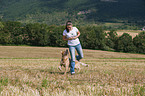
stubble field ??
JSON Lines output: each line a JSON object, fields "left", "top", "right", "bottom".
{"left": 0, "top": 46, "right": 144, "bottom": 96}
{"left": 106, "top": 30, "right": 142, "bottom": 38}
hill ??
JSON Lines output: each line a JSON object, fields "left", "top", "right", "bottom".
{"left": 0, "top": 0, "right": 145, "bottom": 25}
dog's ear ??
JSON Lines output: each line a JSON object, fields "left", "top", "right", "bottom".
{"left": 66, "top": 49, "right": 68, "bottom": 53}
{"left": 61, "top": 51, "right": 64, "bottom": 55}
{"left": 63, "top": 49, "right": 68, "bottom": 55}
{"left": 66, "top": 49, "right": 69, "bottom": 54}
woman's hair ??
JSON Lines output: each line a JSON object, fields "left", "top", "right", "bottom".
{"left": 65, "top": 21, "right": 72, "bottom": 32}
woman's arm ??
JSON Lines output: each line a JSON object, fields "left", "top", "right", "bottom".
{"left": 63, "top": 36, "right": 68, "bottom": 41}
{"left": 76, "top": 31, "right": 80, "bottom": 38}
{"left": 63, "top": 36, "right": 73, "bottom": 41}
{"left": 63, "top": 31, "right": 80, "bottom": 41}
{"left": 73, "top": 31, "right": 80, "bottom": 39}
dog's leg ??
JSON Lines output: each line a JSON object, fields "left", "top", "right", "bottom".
{"left": 64, "top": 63, "right": 69, "bottom": 75}
{"left": 64, "top": 66, "right": 67, "bottom": 75}
{"left": 64, "top": 65, "right": 67, "bottom": 75}
{"left": 79, "top": 62, "right": 89, "bottom": 67}
{"left": 75, "top": 61, "right": 81, "bottom": 72}
{"left": 58, "top": 65, "right": 62, "bottom": 71}
{"left": 78, "top": 65, "right": 81, "bottom": 72}
{"left": 58, "top": 60, "right": 63, "bottom": 71}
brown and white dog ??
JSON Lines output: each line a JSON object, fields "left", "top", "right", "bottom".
{"left": 58, "top": 49, "right": 89, "bottom": 75}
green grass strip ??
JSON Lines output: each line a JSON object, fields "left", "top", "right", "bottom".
{"left": 98, "top": 58, "right": 145, "bottom": 60}
{"left": 0, "top": 58, "right": 144, "bottom": 60}
{"left": 0, "top": 57, "right": 59, "bottom": 59}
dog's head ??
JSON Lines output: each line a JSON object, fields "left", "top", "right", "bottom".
{"left": 61, "top": 49, "right": 69, "bottom": 57}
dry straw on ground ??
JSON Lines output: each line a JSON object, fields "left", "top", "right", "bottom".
{"left": 106, "top": 30, "right": 142, "bottom": 38}
{"left": 0, "top": 46, "right": 144, "bottom": 96}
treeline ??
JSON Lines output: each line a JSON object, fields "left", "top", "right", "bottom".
{"left": 0, "top": 21, "right": 145, "bottom": 54}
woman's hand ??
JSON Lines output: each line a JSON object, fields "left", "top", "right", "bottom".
{"left": 68, "top": 37, "right": 74, "bottom": 40}
{"left": 63, "top": 36, "right": 69, "bottom": 41}
{"left": 63, "top": 36, "right": 74, "bottom": 40}
{"left": 68, "top": 36, "right": 77, "bottom": 40}
{"left": 72, "top": 36, "right": 77, "bottom": 39}
{"left": 71, "top": 31, "right": 80, "bottom": 40}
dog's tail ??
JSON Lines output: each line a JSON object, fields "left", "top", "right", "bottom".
{"left": 79, "top": 62, "right": 89, "bottom": 67}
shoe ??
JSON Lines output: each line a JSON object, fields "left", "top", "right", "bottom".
{"left": 71, "top": 72, "right": 75, "bottom": 75}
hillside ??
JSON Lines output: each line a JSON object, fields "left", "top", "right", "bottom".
{"left": 0, "top": 0, "right": 145, "bottom": 25}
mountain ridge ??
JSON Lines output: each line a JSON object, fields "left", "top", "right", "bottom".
{"left": 0, "top": 0, "right": 145, "bottom": 25}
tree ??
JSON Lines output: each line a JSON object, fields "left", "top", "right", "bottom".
{"left": 49, "top": 25, "right": 67, "bottom": 47}
{"left": 0, "top": 22, "right": 4, "bottom": 30}
{"left": 115, "top": 33, "right": 136, "bottom": 52}
{"left": 24, "top": 23, "right": 51, "bottom": 46}
{"left": 133, "top": 32, "right": 145, "bottom": 53}
{"left": 0, "top": 30, "right": 11, "bottom": 44}
{"left": 2, "top": 21, "right": 23, "bottom": 45}
{"left": 79, "top": 26, "right": 106, "bottom": 50}
{"left": 105, "top": 30, "right": 118, "bottom": 49}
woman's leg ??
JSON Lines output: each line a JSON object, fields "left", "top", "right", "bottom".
{"left": 75, "top": 44, "right": 83, "bottom": 61}
{"left": 69, "top": 46, "right": 76, "bottom": 74}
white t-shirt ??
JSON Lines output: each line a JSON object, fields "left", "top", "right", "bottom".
{"left": 63, "top": 27, "right": 80, "bottom": 46}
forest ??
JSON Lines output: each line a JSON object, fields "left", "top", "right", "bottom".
{"left": 0, "top": 21, "right": 145, "bottom": 54}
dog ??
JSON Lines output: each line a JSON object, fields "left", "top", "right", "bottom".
{"left": 58, "top": 49, "right": 89, "bottom": 75}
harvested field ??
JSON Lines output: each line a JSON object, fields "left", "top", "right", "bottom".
{"left": 0, "top": 46, "right": 144, "bottom": 96}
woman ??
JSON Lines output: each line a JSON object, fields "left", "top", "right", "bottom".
{"left": 63, "top": 21, "right": 83, "bottom": 75}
